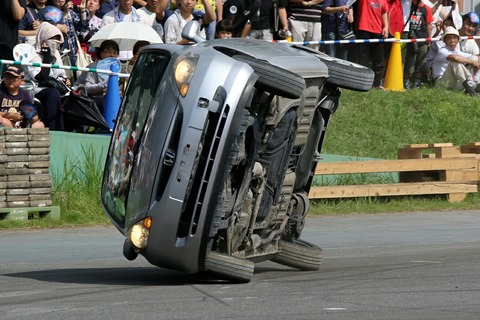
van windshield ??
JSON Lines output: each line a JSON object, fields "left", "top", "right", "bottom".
{"left": 101, "top": 50, "right": 171, "bottom": 225}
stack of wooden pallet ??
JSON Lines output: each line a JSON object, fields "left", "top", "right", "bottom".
{"left": 0, "top": 128, "right": 59, "bottom": 221}
{"left": 309, "top": 143, "right": 480, "bottom": 203}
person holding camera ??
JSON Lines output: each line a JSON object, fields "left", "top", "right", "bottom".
{"left": 24, "top": 22, "right": 68, "bottom": 130}
{"left": 321, "top": 0, "right": 352, "bottom": 60}
{"left": 403, "top": 0, "right": 433, "bottom": 89}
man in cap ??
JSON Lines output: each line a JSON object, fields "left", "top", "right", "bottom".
{"left": 0, "top": 65, "right": 44, "bottom": 128}
{"left": 432, "top": 26, "right": 480, "bottom": 96}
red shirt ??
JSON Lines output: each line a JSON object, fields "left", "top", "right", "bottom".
{"left": 356, "top": 0, "right": 389, "bottom": 34}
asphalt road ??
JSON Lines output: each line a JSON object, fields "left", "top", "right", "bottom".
{"left": 1, "top": 210, "right": 480, "bottom": 320}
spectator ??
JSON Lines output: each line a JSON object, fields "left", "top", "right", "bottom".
{"left": 138, "top": 0, "right": 169, "bottom": 39}
{"left": 242, "top": 0, "right": 289, "bottom": 41}
{"left": 0, "top": 0, "right": 27, "bottom": 74}
{"left": 96, "top": 0, "right": 118, "bottom": 19}
{"left": 101, "top": 0, "right": 146, "bottom": 60}
{"left": 221, "top": 0, "right": 261, "bottom": 37}
{"left": 24, "top": 22, "right": 67, "bottom": 130}
{"left": 432, "top": 26, "right": 480, "bottom": 96}
{"left": 48, "top": 0, "right": 88, "bottom": 71}
{"left": 18, "top": 0, "right": 49, "bottom": 44}
{"left": 355, "top": 0, "right": 389, "bottom": 88}
{"left": 164, "top": 0, "right": 214, "bottom": 44}
{"left": 321, "top": 0, "right": 351, "bottom": 60}
{"left": 78, "top": 0, "right": 104, "bottom": 59}
{"left": 388, "top": 0, "right": 404, "bottom": 37}
{"left": 133, "top": 0, "right": 147, "bottom": 7}
{"left": 0, "top": 66, "right": 45, "bottom": 128}
{"left": 425, "top": 0, "right": 462, "bottom": 36}
{"left": 122, "top": 40, "right": 149, "bottom": 74}
{"left": 425, "top": 15, "right": 454, "bottom": 70}
{"left": 403, "top": 0, "right": 433, "bottom": 89}
{"left": 383, "top": 0, "right": 404, "bottom": 75}
{"left": 101, "top": 0, "right": 145, "bottom": 24}
{"left": 458, "top": 12, "right": 479, "bottom": 55}
{"left": 75, "top": 39, "right": 119, "bottom": 113}
{"left": 194, "top": 0, "right": 222, "bottom": 40}
{"left": 215, "top": 18, "right": 233, "bottom": 38}
{"left": 287, "top": 0, "right": 323, "bottom": 50}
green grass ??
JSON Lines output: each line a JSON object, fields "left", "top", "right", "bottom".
{"left": 310, "top": 87, "right": 480, "bottom": 215}
{"left": 323, "top": 88, "right": 480, "bottom": 159}
{"left": 51, "top": 145, "right": 110, "bottom": 226}
{"left": 2, "top": 87, "right": 480, "bottom": 229}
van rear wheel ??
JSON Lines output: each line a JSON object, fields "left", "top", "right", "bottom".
{"left": 316, "top": 54, "right": 374, "bottom": 92}
{"left": 233, "top": 55, "right": 305, "bottom": 99}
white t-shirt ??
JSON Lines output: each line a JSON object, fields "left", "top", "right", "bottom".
{"left": 460, "top": 39, "right": 480, "bottom": 55}
{"left": 432, "top": 45, "right": 472, "bottom": 79}
{"left": 138, "top": 7, "right": 164, "bottom": 39}
{"left": 402, "top": 0, "right": 412, "bottom": 32}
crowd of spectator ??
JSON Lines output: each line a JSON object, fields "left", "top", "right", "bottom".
{"left": 1, "top": 0, "right": 480, "bottom": 131}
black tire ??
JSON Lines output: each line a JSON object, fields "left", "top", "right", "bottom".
{"left": 272, "top": 239, "right": 323, "bottom": 271}
{"left": 205, "top": 251, "right": 255, "bottom": 283}
{"left": 317, "top": 54, "right": 374, "bottom": 92}
{"left": 233, "top": 55, "right": 305, "bottom": 99}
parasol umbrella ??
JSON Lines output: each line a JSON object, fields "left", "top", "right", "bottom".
{"left": 89, "top": 22, "right": 163, "bottom": 51}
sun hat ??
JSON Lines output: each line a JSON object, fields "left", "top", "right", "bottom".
{"left": 2, "top": 65, "right": 25, "bottom": 78}
{"left": 442, "top": 26, "right": 460, "bottom": 41}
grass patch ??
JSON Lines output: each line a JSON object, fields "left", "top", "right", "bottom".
{"left": 51, "top": 145, "right": 109, "bottom": 226}
{"left": 310, "top": 193, "right": 480, "bottom": 215}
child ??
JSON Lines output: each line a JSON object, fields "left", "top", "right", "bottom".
{"left": 0, "top": 65, "right": 44, "bottom": 128}
{"left": 215, "top": 19, "right": 233, "bottom": 39}
{"left": 164, "top": 0, "right": 215, "bottom": 44}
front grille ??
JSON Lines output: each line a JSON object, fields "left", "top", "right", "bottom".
{"left": 177, "top": 105, "right": 230, "bottom": 238}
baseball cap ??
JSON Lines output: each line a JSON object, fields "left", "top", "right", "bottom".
{"left": 442, "top": 26, "right": 460, "bottom": 41}
{"left": 465, "top": 12, "right": 480, "bottom": 25}
{"left": 2, "top": 65, "right": 25, "bottom": 78}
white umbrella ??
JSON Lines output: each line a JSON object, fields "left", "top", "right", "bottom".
{"left": 89, "top": 22, "right": 163, "bottom": 51}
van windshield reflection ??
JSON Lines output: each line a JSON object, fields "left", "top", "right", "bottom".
{"left": 101, "top": 51, "right": 170, "bottom": 225}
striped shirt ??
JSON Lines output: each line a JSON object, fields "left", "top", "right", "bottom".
{"left": 287, "top": 2, "right": 322, "bottom": 23}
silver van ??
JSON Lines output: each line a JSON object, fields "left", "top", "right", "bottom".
{"left": 101, "top": 22, "right": 373, "bottom": 282}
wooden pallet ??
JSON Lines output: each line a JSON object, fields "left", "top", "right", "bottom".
{"left": 397, "top": 143, "right": 462, "bottom": 159}
{"left": 310, "top": 143, "right": 480, "bottom": 203}
{"left": 0, "top": 206, "right": 60, "bottom": 221}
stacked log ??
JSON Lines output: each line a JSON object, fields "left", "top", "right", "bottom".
{"left": 0, "top": 128, "right": 52, "bottom": 208}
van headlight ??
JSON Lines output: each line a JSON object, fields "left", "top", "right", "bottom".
{"left": 128, "top": 217, "right": 152, "bottom": 249}
{"left": 174, "top": 53, "right": 199, "bottom": 97}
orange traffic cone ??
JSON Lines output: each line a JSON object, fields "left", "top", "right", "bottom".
{"left": 384, "top": 32, "right": 405, "bottom": 92}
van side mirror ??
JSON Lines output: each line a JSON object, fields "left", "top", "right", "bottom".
{"left": 182, "top": 20, "right": 205, "bottom": 43}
